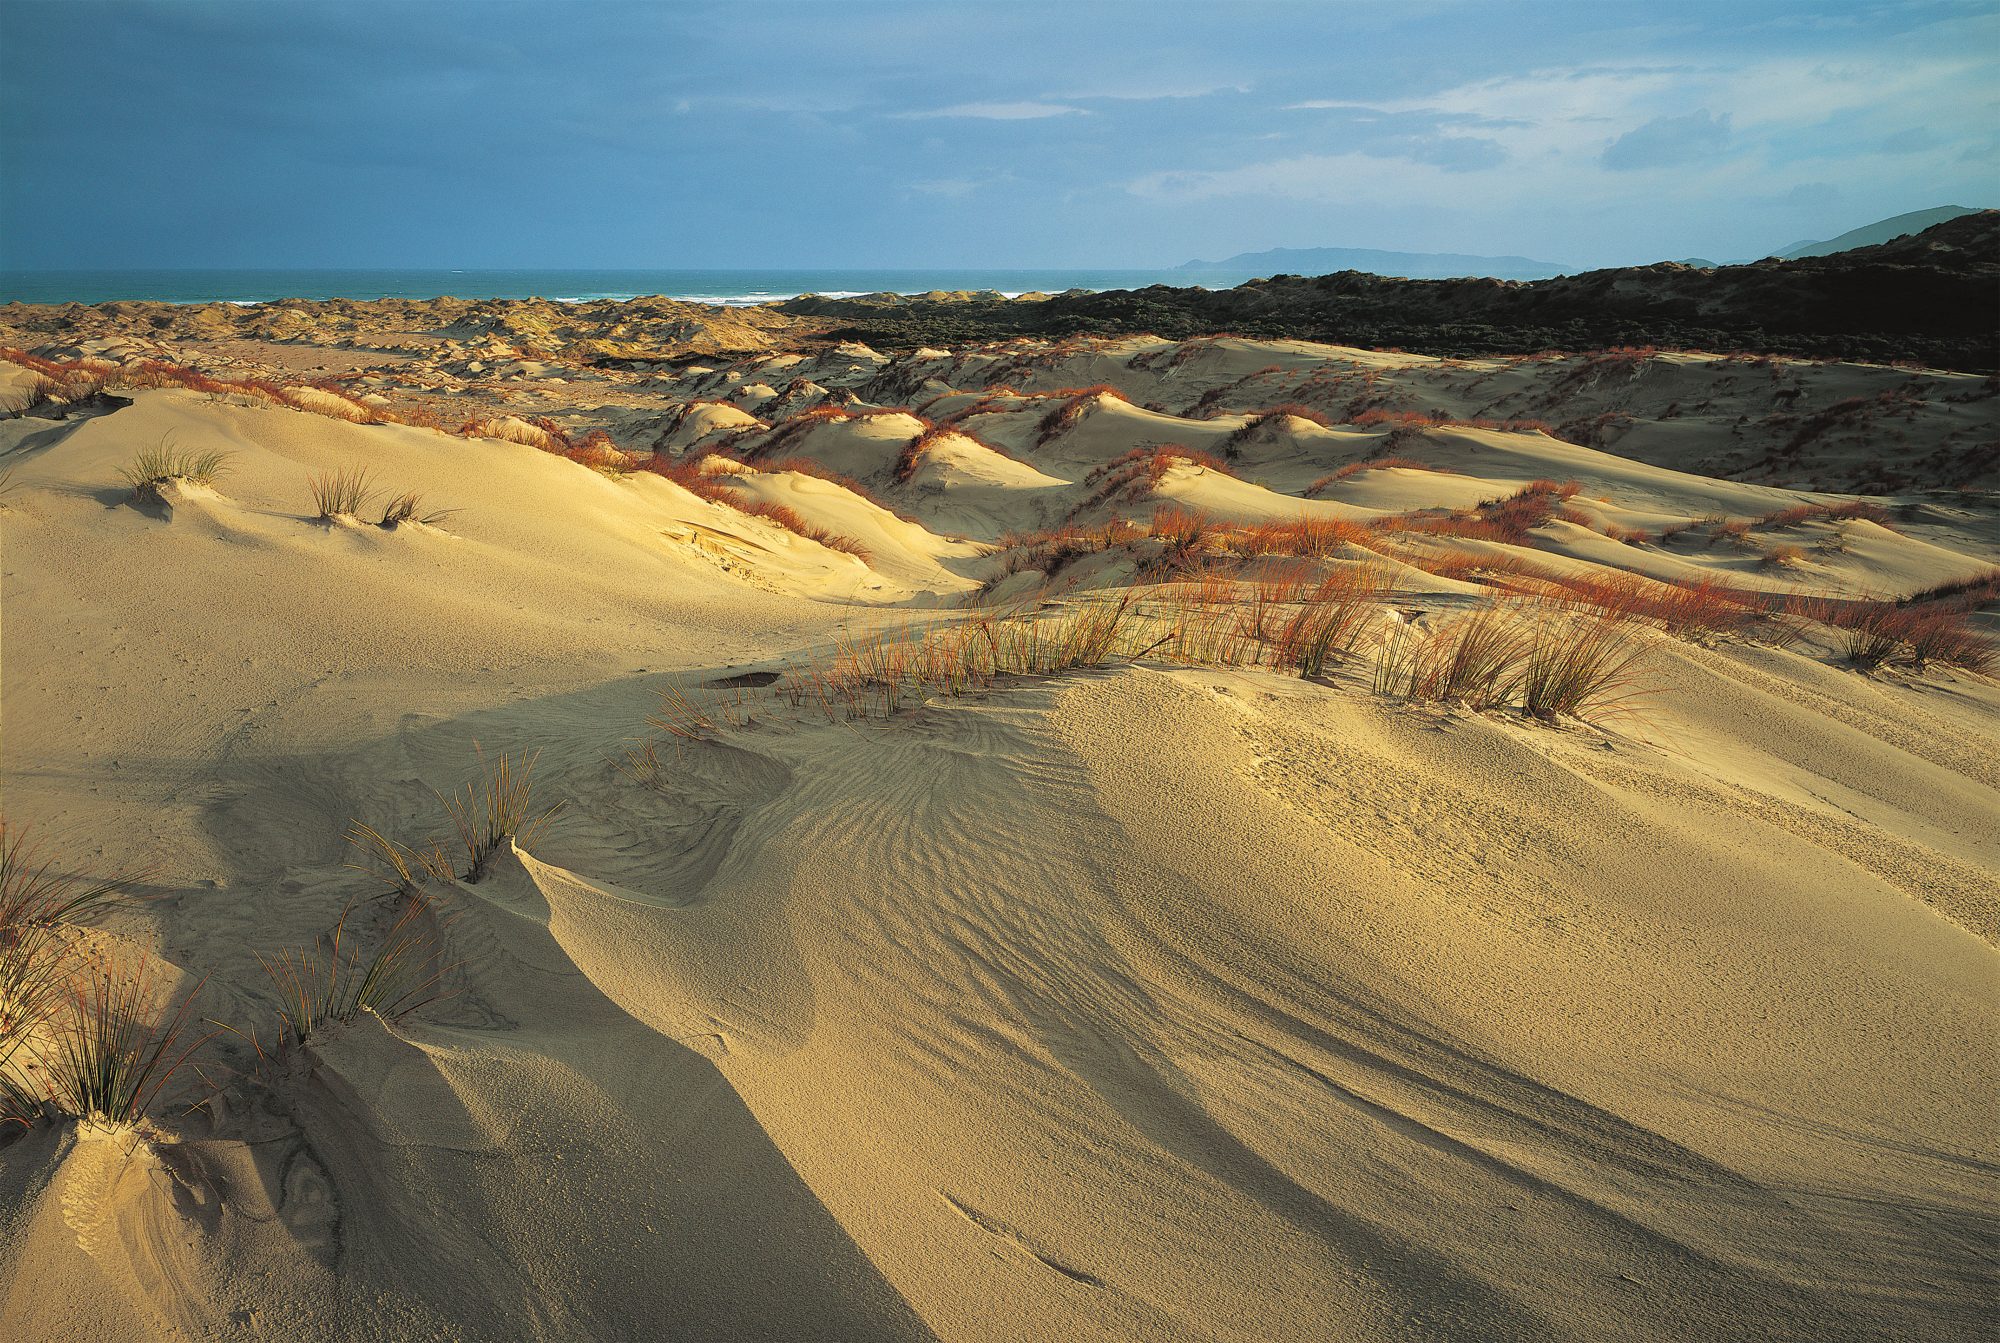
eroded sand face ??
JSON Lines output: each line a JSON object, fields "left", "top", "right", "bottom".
{"left": 1, "top": 324, "right": 1995, "bottom": 1342}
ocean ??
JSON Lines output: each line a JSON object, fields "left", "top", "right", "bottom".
{"left": 0, "top": 268, "right": 1212, "bottom": 308}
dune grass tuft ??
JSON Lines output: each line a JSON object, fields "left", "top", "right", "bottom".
{"left": 346, "top": 821, "right": 456, "bottom": 897}
{"left": 1271, "top": 565, "right": 1389, "bottom": 676}
{"left": 347, "top": 748, "right": 564, "bottom": 895}
{"left": 378, "top": 490, "right": 456, "bottom": 528}
{"left": 433, "top": 749, "right": 564, "bottom": 883}
{"left": 0, "top": 824, "right": 220, "bottom": 1131}
{"left": 38, "top": 953, "right": 211, "bottom": 1126}
{"left": 307, "top": 464, "right": 378, "bottom": 519}
{"left": 1547, "top": 573, "right": 1761, "bottom": 642}
{"left": 648, "top": 681, "right": 724, "bottom": 741}
{"left": 254, "top": 896, "right": 449, "bottom": 1050}
{"left": 1514, "top": 615, "right": 1654, "bottom": 719}
{"left": 1785, "top": 594, "right": 1994, "bottom": 673}
{"left": 1374, "top": 608, "right": 1650, "bottom": 720}
{"left": 1, "top": 820, "right": 140, "bottom": 929}
{"left": 119, "top": 432, "right": 232, "bottom": 496}
{"left": 1226, "top": 515, "right": 1370, "bottom": 559}
{"left": 1, "top": 822, "right": 155, "bottom": 1125}
{"left": 1372, "top": 608, "right": 1529, "bottom": 709}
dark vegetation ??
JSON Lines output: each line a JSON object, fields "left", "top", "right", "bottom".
{"left": 785, "top": 213, "right": 2000, "bottom": 373}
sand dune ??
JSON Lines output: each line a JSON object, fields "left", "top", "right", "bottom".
{"left": 2, "top": 327, "right": 1996, "bottom": 1341}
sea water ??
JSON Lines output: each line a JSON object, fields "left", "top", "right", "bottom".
{"left": 0, "top": 268, "right": 1212, "bottom": 307}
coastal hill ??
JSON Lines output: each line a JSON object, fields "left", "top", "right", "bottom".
{"left": 1778, "top": 204, "right": 1984, "bottom": 259}
{"left": 1172, "top": 206, "right": 1987, "bottom": 282}
{"left": 785, "top": 212, "right": 2000, "bottom": 371}
{"left": 5, "top": 216, "right": 1990, "bottom": 378}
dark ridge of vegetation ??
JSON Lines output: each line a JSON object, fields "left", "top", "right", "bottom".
{"left": 784, "top": 213, "right": 2000, "bottom": 373}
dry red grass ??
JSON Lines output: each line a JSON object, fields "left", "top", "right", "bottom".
{"left": 1788, "top": 589, "right": 1995, "bottom": 672}
{"left": 563, "top": 430, "right": 631, "bottom": 471}
{"left": 2, "top": 351, "right": 408, "bottom": 428}
{"left": 1758, "top": 501, "right": 1892, "bottom": 529}
{"left": 984, "top": 520, "right": 1138, "bottom": 587}
{"left": 638, "top": 454, "right": 736, "bottom": 503}
{"left": 896, "top": 421, "right": 950, "bottom": 484}
{"left": 744, "top": 404, "right": 853, "bottom": 461}
{"left": 1402, "top": 482, "right": 1575, "bottom": 545}
{"left": 1551, "top": 573, "right": 1762, "bottom": 639}
{"left": 730, "top": 497, "right": 871, "bottom": 559}
{"left": 1228, "top": 516, "right": 1370, "bottom": 558}
{"left": 1392, "top": 548, "right": 1560, "bottom": 587}
{"left": 1075, "top": 445, "right": 1236, "bottom": 515}
{"left": 1034, "top": 386, "right": 1123, "bottom": 445}
{"left": 1345, "top": 408, "right": 1556, "bottom": 434}
{"left": 1303, "top": 457, "right": 1439, "bottom": 496}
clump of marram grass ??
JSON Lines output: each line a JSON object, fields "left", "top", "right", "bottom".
{"left": 772, "top": 595, "right": 1152, "bottom": 721}
{"left": 1783, "top": 594, "right": 1995, "bottom": 673}
{"left": 347, "top": 749, "right": 564, "bottom": 892}
{"left": 433, "top": 749, "right": 564, "bottom": 883}
{"left": 1373, "top": 607, "right": 1651, "bottom": 721}
{"left": 1545, "top": 573, "right": 1760, "bottom": 642}
{"left": 119, "top": 431, "right": 232, "bottom": 498}
{"left": 0, "top": 823, "right": 212, "bottom": 1129}
{"left": 39, "top": 953, "right": 212, "bottom": 1126}
{"left": 378, "top": 489, "right": 456, "bottom": 528}
{"left": 1, "top": 820, "right": 140, "bottom": 929}
{"left": 1513, "top": 614, "right": 1654, "bottom": 719}
{"left": 250, "top": 895, "right": 449, "bottom": 1051}
{"left": 1372, "top": 607, "right": 1531, "bottom": 710}
{"left": 307, "top": 464, "right": 378, "bottom": 519}
{"left": 346, "top": 821, "right": 456, "bottom": 898}
{"left": 1271, "top": 565, "right": 1389, "bottom": 677}
{"left": 648, "top": 681, "right": 734, "bottom": 742}
{"left": 647, "top": 560, "right": 1664, "bottom": 740}
{"left": 1, "top": 832, "right": 140, "bottom": 1125}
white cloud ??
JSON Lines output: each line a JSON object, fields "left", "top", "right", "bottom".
{"left": 910, "top": 177, "right": 982, "bottom": 198}
{"left": 1057, "top": 82, "right": 1249, "bottom": 102}
{"left": 1132, "top": 42, "right": 1996, "bottom": 210}
{"left": 1601, "top": 109, "right": 1731, "bottom": 171}
{"left": 896, "top": 101, "right": 1087, "bottom": 121}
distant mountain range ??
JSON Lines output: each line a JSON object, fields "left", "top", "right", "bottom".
{"left": 1175, "top": 246, "right": 1565, "bottom": 282}
{"left": 1177, "top": 206, "right": 1989, "bottom": 281}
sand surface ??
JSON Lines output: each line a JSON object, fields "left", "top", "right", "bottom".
{"left": 1, "top": 324, "right": 1996, "bottom": 1341}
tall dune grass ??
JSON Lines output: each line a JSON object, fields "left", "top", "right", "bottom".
{"left": 434, "top": 749, "right": 564, "bottom": 882}
{"left": 307, "top": 464, "right": 379, "bottom": 519}
{"left": 0, "top": 822, "right": 213, "bottom": 1128}
{"left": 1, "top": 821, "right": 152, "bottom": 1125}
{"left": 255, "top": 896, "right": 449, "bottom": 1049}
{"left": 39, "top": 956, "right": 212, "bottom": 1125}
{"left": 119, "top": 432, "right": 232, "bottom": 495}
{"left": 1374, "top": 608, "right": 1650, "bottom": 720}
{"left": 1547, "top": 573, "right": 1761, "bottom": 641}
{"left": 1271, "top": 566, "right": 1389, "bottom": 676}
{"left": 1787, "top": 596, "right": 1995, "bottom": 673}
{"left": 378, "top": 489, "right": 456, "bottom": 527}
{"left": 1514, "top": 615, "right": 1654, "bottom": 719}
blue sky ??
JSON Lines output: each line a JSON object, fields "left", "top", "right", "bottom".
{"left": 1, "top": 0, "right": 1994, "bottom": 270}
